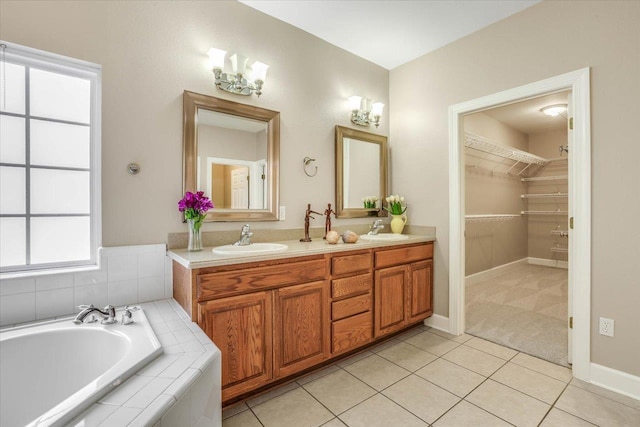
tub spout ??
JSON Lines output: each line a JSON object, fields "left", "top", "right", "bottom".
{"left": 74, "top": 304, "right": 117, "bottom": 325}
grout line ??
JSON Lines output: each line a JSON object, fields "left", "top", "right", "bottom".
{"left": 247, "top": 405, "right": 265, "bottom": 427}
{"left": 508, "top": 356, "right": 572, "bottom": 383}
{"left": 536, "top": 381, "right": 571, "bottom": 427}
{"left": 565, "top": 382, "right": 640, "bottom": 414}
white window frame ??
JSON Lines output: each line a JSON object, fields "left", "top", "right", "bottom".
{"left": 0, "top": 41, "right": 102, "bottom": 275}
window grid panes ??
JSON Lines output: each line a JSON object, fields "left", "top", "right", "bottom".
{"left": 0, "top": 44, "right": 99, "bottom": 272}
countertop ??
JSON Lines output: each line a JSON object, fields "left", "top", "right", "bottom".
{"left": 168, "top": 234, "right": 436, "bottom": 269}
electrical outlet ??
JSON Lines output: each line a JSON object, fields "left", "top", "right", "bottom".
{"left": 599, "top": 317, "right": 614, "bottom": 337}
{"left": 279, "top": 206, "right": 286, "bottom": 220}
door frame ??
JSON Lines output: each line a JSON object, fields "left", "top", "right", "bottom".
{"left": 448, "top": 68, "right": 591, "bottom": 380}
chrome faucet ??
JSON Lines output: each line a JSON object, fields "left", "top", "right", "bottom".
{"left": 368, "top": 219, "right": 385, "bottom": 235}
{"left": 73, "top": 304, "right": 117, "bottom": 325}
{"left": 233, "top": 224, "right": 253, "bottom": 246}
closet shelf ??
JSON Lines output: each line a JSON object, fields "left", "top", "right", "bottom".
{"left": 465, "top": 214, "right": 520, "bottom": 222}
{"left": 547, "top": 157, "right": 569, "bottom": 162}
{"left": 550, "top": 247, "right": 569, "bottom": 253}
{"left": 521, "top": 210, "right": 568, "bottom": 215}
{"left": 550, "top": 230, "right": 569, "bottom": 237}
{"left": 521, "top": 175, "right": 568, "bottom": 182}
{"left": 521, "top": 192, "right": 568, "bottom": 199}
{"left": 465, "top": 132, "right": 548, "bottom": 167}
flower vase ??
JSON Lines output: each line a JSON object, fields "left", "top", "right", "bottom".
{"left": 390, "top": 214, "right": 407, "bottom": 234}
{"left": 187, "top": 218, "right": 203, "bottom": 252}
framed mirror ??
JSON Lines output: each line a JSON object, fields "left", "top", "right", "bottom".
{"left": 335, "top": 125, "right": 388, "bottom": 219}
{"left": 183, "top": 91, "right": 280, "bottom": 221}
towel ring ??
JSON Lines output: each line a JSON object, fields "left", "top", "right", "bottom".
{"left": 303, "top": 157, "right": 318, "bottom": 177}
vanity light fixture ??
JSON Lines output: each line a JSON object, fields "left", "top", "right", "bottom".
{"left": 541, "top": 104, "right": 568, "bottom": 117}
{"left": 349, "top": 96, "right": 384, "bottom": 128}
{"left": 208, "top": 47, "right": 269, "bottom": 97}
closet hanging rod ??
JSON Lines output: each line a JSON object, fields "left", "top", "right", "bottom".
{"left": 464, "top": 132, "right": 548, "bottom": 166}
{"left": 521, "top": 210, "right": 568, "bottom": 215}
{"left": 521, "top": 193, "right": 568, "bottom": 199}
{"left": 550, "top": 247, "right": 569, "bottom": 253}
{"left": 465, "top": 214, "right": 520, "bottom": 222}
{"left": 546, "top": 157, "right": 569, "bottom": 162}
{"left": 521, "top": 175, "right": 568, "bottom": 182}
{"left": 550, "top": 230, "right": 569, "bottom": 237}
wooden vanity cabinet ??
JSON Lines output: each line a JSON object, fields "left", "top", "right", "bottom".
{"left": 172, "top": 240, "right": 433, "bottom": 404}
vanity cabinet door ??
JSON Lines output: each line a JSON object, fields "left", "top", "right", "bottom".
{"left": 273, "top": 281, "right": 330, "bottom": 378}
{"left": 374, "top": 265, "right": 409, "bottom": 337}
{"left": 198, "top": 292, "right": 272, "bottom": 402}
{"left": 407, "top": 260, "right": 433, "bottom": 323}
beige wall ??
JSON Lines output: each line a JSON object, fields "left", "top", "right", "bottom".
{"left": 464, "top": 113, "right": 528, "bottom": 275}
{"left": 390, "top": 0, "right": 640, "bottom": 375}
{"left": 0, "top": 0, "right": 389, "bottom": 245}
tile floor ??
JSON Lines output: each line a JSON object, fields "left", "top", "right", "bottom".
{"left": 222, "top": 326, "right": 640, "bottom": 427}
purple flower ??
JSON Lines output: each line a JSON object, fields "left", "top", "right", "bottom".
{"left": 178, "top": 191, "right": 214, "bottom": 220}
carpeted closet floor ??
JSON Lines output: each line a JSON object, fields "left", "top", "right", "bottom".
{"left": 465, "top": 264, "right": 569, "bottom": 366}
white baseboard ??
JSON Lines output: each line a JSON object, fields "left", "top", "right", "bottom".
{"left": 465, "top": 258, "right": 528, "bottom": 285}
{"left": 424, "top": 314, "right": 450, "bottom": 333}
{"left": 590, "top": 363, "right": 640, "bottom": 401}
{"left": 528, "top": 257, "right": 568, "bottom": 269}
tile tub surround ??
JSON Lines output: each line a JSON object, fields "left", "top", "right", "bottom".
{"left": 68, "top": 298, "right": 222, "bottom": 427}
{"left": 169, "top": 234, "right": 435, "bottom": 269}
{"left": 221, "top": 327, "right": 640, "bottom": 427}
{"left": 0, "top": 244, "right": 172, "bottom": 327}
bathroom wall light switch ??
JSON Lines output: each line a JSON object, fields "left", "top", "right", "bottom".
{"left": 279, "top": 206, "right": 285, "bottom": 220}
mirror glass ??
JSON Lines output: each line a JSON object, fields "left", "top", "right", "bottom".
{"left": 335, "top": 126, "right": 387, "bottom": 218}
{"left": 183, "top": 91, "right": 280, "bottom": 221}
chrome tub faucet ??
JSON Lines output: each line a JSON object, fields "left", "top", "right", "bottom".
{"left": 233, "top": 224, "right": 253, "bottom": 246}
{"left": 73, "top": 304, "right": 117, "bottom": 325}
{"left": 368, "top": 219, "right": 384, "bottom": 235}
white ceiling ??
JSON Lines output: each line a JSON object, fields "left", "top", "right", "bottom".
{"left": 239, "top": 0, "right": 540, "bottom": 70}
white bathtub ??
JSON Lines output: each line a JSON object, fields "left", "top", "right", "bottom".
{"left": 0, "top": 308, "right": 162, "bottom": 427}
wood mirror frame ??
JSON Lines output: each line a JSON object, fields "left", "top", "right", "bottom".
{"left": 183, "top": 91, "right": 280, "bottom": 221}
{"left": 335, "top": 125, "right": 388, "bottom": 219}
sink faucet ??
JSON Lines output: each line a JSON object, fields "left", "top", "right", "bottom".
{"left": 368, "top": 219, "right": 384, "bottom": 235}
{"left": 73, "top": 304, "right": 117, "bottom": 325}
{"left": 233, "top": 224, "right": 253, "bottom": 246}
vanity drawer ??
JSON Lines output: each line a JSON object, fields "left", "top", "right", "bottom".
{"left": 332, "top": 312, "right": 373, "bottom": 354}
{"left": 331, "top": 274, "right": 372, "bottom": 299}
{"left": 197, "top": 259, "right": 327, "bottom": 300}
{"left": 375, "top": 243, "right": 433, "bottom": 269}
{"left": 332, "top": 293, "right": 372, "bottom": 321}
{"left": 331, "top": 252, "right": 372, "bottom": 277}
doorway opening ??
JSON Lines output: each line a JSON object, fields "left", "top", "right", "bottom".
{"left": 448, "top": 68, "right": 591, "bottom": 380}
{"left": 463, "top": 91, "right": 571, "bottom": 366}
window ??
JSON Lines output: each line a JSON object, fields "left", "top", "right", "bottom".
{"left": 0, "top": 41, "right": 101, "bottom": 273}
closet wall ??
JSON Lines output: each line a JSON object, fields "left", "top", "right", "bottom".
{"left": 464, "top": 113, "right": 529, "bottom": 275}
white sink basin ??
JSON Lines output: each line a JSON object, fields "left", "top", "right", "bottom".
{"left": 212, "top": 243, "right": 288, "bottom": 255}
{"left": 360, "top": 234, "right": 410, "bottom": 241}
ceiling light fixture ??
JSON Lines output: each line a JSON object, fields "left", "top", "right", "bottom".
{"left": 349, "top": 96, "right": 384, "bottom": 128}
{"left": 541, "top": 104, "right": 568, "bottom": 117}
{"left": 208, "top": 47, "right": 269, "bottom": 97}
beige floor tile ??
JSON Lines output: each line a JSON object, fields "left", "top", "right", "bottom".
{"left": 555, "top": 385, "right": 640, "bottom": 427}
{"left": 466, "top": 379, "right": 550, "bottom": 427}
{"left": 222, "top": 409, "right": 262, "bottom": 427}
{"left": 251, "top": 387, "right": 334, "bottom": 427}
{"left": 491, "top": 362, "right": 566, "bottom": 404}
{"left": 465, "top": 337, "right": 518, "bottom": 360}
{"left": 433, "top": 401, "right": 512, "bottom": 427}
{"left": 369, "top": 337, "right": 402, "bottom": 354}
{"left": 415, "top": 358, "right": 485, "bottom": 397}
{"left": 405, "top": 331, "right": 461, "bottom": 356}
{"left": 302, "top": 369, "right": 376, "bottom": 415}
{"left": 297, "top": 364, "right": 341, "bottom": 385}
{"left": 442, "top": 345, "right": 506, "bottom": 377}
{"left": 338, "top": 394, "right": 428, "bottom": 427}
{"left": 510, "top": 353, "right": 572, "bottom": 383}
{"left": 222, "top": 402, "right": 248, "bottom": 420}
{"left": 394, "top": 325, "right": 428, "bottom": 341}
{"left": 376, "top": 340, "right": 438, "bottom": 372}
{"left": 246, "top": 381, "right": 299, "bottom": 408}
{"left": 382, "top": 374, "right": 460, "bottom": 424}
{"left": 540, "top": 408, "right": 596, "bottom": 426}
{"left": 336, "top": 350, "right": 374, "bottom": 368}
{"left": 322, "top": 418, "right": 347, "bottom": 427}
{"left": 429, "top": 329, "right": 473, "bottom": 343}
{"left": 343, "top": 353, "right": 410, "bottom": 391}
{"left": 570, "top": 378, "right": 640, "bottom": 411}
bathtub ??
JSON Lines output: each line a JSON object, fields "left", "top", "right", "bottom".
{"left": 0, "top": 307, "right": 162, "bottom": 427}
